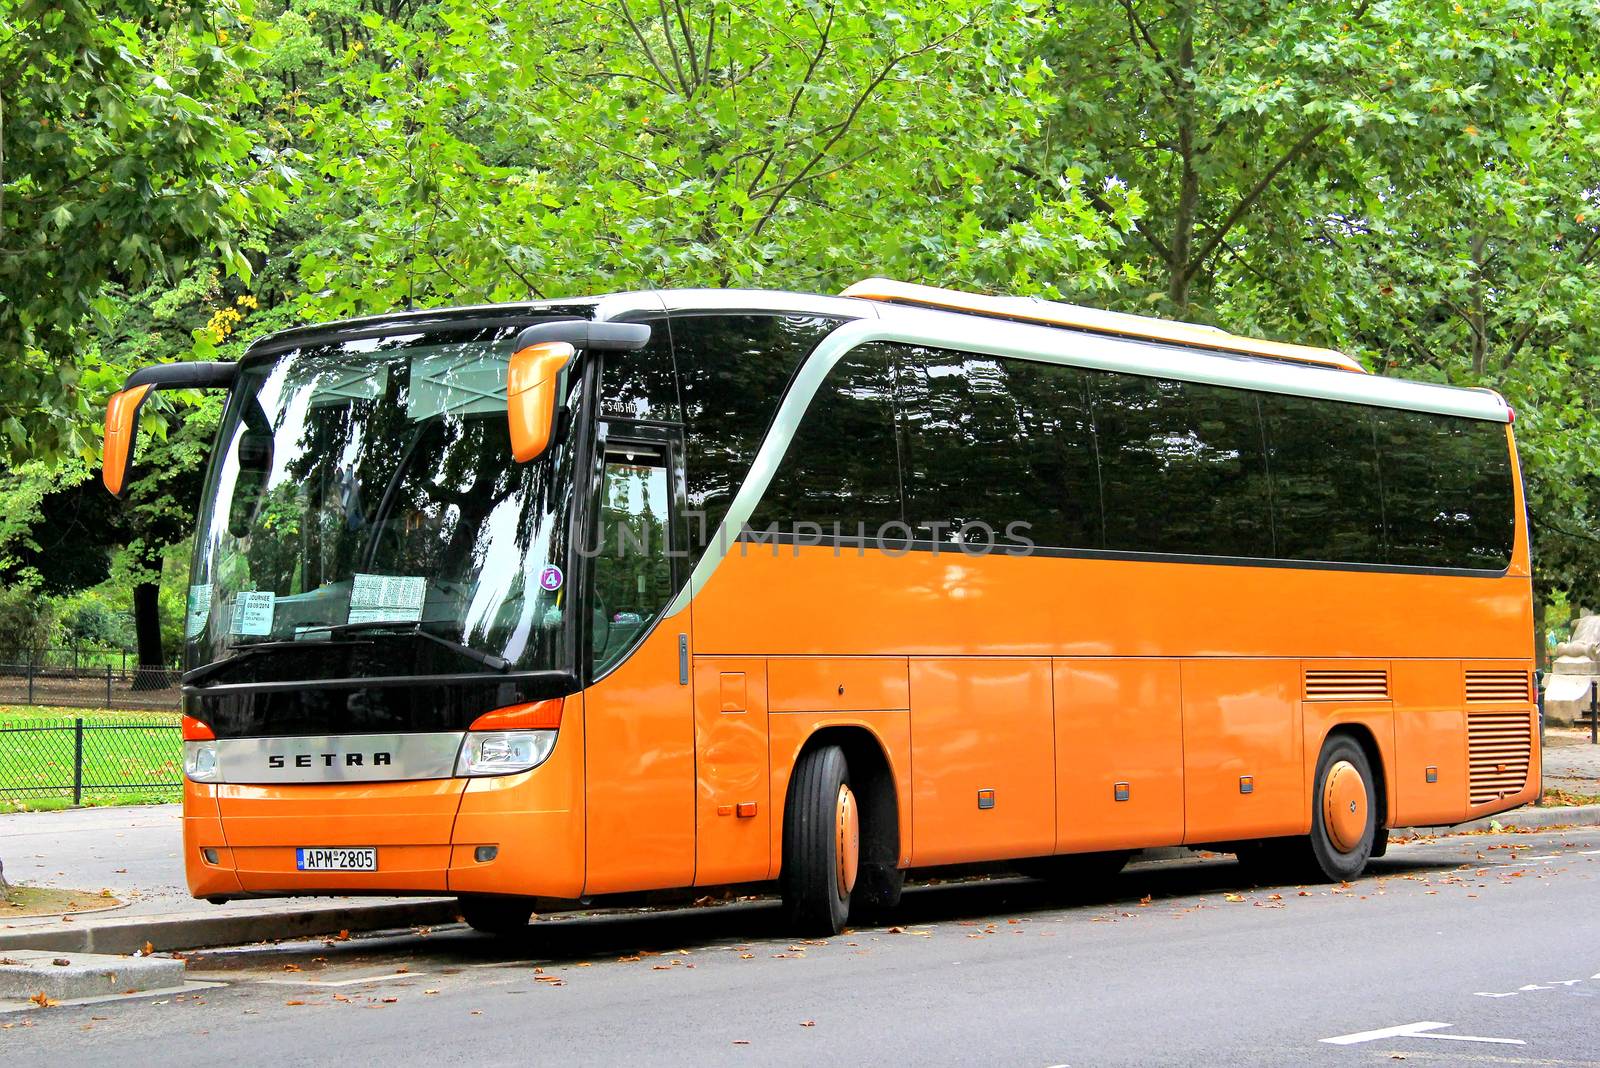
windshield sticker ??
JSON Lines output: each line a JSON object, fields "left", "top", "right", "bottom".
{"left": 185, "top": 584, "right": 213, "bottom": 640}
{"left": 539, "top": 565, "right": 564, "bottom": 592}
{"left": 348, "top": 573, "right": 427, "bottom": 625}
{"left": 230, "top": 591, "right": 276, "bottom": 636}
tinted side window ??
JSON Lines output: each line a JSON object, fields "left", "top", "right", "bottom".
{"left": 676, "top": 314, "right": 844, "bottom": 548}
{"left": 1261, "top": 394, "right": 1385, "bottom": 563}
{"left": 599, "top": 322, "right": 679, "bottom": 422}
{"left": 751, "top": 345, "right": 902, "bottom": 532}
{"left": 897, "top": 345, "right": 1100, "bottom": 548}
{"left": 1093, "top": 374, "right": 1272, "bottom": 557}
{"left": 1374, "top": 409, "right": 1513, "bottom": 569}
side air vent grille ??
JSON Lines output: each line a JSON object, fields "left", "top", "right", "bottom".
{"left": 1465, "top": 670, "right": 1532, "bottom": 703}
{"left": 1467, "top": 711, "right": 1532, "bottom": 806}
{"left": 1304, "top": 669, "right": 1389, "bottom": 702}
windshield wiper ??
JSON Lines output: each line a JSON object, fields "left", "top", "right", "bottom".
{"left": 180, "top": 638, "right": 352, "bottom": 687}
{"left": 326, "top": 620, "right": 510, "bottom": 672}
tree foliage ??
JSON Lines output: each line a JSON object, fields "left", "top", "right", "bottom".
{"left": 1, "top": 0, "right": 1599, "bottom": 644}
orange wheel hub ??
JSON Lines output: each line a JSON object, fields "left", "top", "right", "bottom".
{"left": 1322, "top": 760, "right": 1368, "bottom": 853}
{"left": 836, "top": 784, "right": 860, "bottom": 896}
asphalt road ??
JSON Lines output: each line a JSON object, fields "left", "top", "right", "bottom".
{"left": 6, "top": 827, "right": 1600, "bottom": 1067}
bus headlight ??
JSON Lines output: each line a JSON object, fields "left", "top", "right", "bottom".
{"left": 184, "top": 740, "right": 220, "bottom": 783}
{"left": 455, "top": 730, "right": 557, "bottom": 777}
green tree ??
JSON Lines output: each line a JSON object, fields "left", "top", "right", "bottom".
{"left": 0, "top": 0, "right": 291, "bottom": 464}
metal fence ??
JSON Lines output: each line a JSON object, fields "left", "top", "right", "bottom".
{"left": 0, "top": 715, "right": 183, "bottom": 805}
{"left": 0, "top": 663, "right": 181, "bottom": 711}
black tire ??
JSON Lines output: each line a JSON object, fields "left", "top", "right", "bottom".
{"left": 1306, "top": 735, "right": 1378, "bottom": 881}
{"left": 781, "top": 745, "right": 856, "bottom": 935}
{"left": 458, "top": 896, "right": 535, "bottom": 936}
{"left": 1247, "top": 735, "right": 1378, "bottom": 884}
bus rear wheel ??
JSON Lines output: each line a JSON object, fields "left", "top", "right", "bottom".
{"left": 458, "top": 896, "right": 535, "bottom": 936}
{"left": 1245, "top": 735, "right": 1378, "bottom": 884}
{"left": 781, "top": 745, "right": 857, "bottom": 935}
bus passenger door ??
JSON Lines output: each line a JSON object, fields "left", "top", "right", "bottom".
{"left": 581, "top": 427, "right": 697, "bottom": 895}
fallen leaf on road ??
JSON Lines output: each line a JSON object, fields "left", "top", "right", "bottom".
{"left": 618, "top": 955, "right": 641, "bottom": 963}
{"left": 739, "top": 953, "right": 754, "bottom": 959}
{"left": 732, "top": 1040, "right": 749, "bottom": 1045}
{"left": 470, "top": 1010, "right": 483, "bottom": 1016}
{"left": 887, "top": 926, "right": 906, "bottom": 934}
{"left": 285, "top": 1000, "right": 306, "bottom": 1006}
{"left": 800, "top": 1020, "right": 815, "bottom": 1027}
{"left": 1223, "top": 894, "right": 1245, "bottom": 902}
{"left": 381, "top": 997, "right": 398, "bottom": 1004}
{"left": 142, "top": 941, "right": 155, "bottom": 956}
{"left": 30, "top": 992, "right": 57, "bottom": 1008}
{"left": 282, "top": 964, "right": 301, "bottom": 972}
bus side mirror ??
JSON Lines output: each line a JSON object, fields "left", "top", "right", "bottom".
{"left": 102, "top": 385, "right": 156, "bottom": 498}
{"left": 507, "top": 341, "right": 575, "bottom": 463}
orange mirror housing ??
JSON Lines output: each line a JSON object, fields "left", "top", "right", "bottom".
{"left": 102, "top": 384, "right": 155, "bottom": 498}
{"left": 507, "top": 341, "right": 575, "bottom": 463}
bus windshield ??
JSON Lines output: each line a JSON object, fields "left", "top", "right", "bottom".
{"left": 185, "top": 328, "right": 581, "bottom": 685}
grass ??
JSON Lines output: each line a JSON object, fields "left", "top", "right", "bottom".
{"left": 0, "top": 884, "right": 123, "bottom": 917}
{"left": 1543, "top": 787, "right": 1600, "bottom": 807}
{"left": 0, "top": 705, "right": 182, "bottom": 812}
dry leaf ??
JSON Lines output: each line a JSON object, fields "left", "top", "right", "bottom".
{"left": 381, "top": 997, "right": 398, "bottom": 1004}
{"left": 30, "top": 992, "right": 57, "bottom": 1008}
{"left": 799, "top": 1020, "right": 815, "bottom": 1027}
{"left": 142, "top": 941, "right": 155, "bottom": 956}
{"left": 285, "top": 1000, "right": 306, "bottom": 1007}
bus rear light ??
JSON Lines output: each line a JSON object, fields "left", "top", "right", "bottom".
{"left": 469, "top": 698, "right": 562, "bottom": 731}
{"left": 182, "top": 715, "right": 216, "bottom": 741}
{"left": 455, "top": 730, "right": 558, "bottom": 777}
{"left": 184, "top": 740, "right": 220, "bottom": 783}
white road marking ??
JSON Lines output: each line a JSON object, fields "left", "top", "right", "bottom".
{"left": 1321, "top": 1022, "right": 1524, "bottom": 1046}
{"left": 260, "top": 972, "right": 429, "bottom": 988}
{"left": 1474, "top": 992, "right": 1518, "bottom": 998}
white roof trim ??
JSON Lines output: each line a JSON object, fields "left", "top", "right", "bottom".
{"left": 869, "top": 307, "right": 1510, "bottom": 422}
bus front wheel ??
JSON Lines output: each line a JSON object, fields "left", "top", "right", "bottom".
{"left": 458, "top": 895, "right": 535, "bottom": 937}
{"left": 781, "top": 744, "right": 857, "bottom": 935}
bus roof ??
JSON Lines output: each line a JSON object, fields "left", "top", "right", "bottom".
{"left": 840, "top": 278, "right": 1367, "bottom": 374}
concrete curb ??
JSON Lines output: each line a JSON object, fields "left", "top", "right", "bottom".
{"left": 0, "top": 950, "right": 184, "bottom": 1001}
{"left": 0, "top": 898, "right": 461, "bottom": 955}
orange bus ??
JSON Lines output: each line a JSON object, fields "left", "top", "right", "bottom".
{"left": 103, "top": 279, "right": 1538, "bottom": 936}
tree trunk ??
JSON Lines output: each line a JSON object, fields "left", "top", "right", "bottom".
{"left": 1166, "top": 1, "right": 1199, "bottom": 314}
{"left": 130, "top": 580, "right": 169, "bottom": 690}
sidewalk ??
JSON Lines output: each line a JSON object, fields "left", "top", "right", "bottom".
{"left": 0, "top": 805, "right": 455, "bottom": 953}
{"left": 1544, "top": 727, "right": 1600, "bottom": 796}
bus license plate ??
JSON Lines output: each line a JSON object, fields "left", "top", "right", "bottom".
{"left": 296, "top": 847, "right": 377, "bottom": 871}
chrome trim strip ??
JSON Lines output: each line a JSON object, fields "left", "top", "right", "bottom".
{"left": 210, "top": 733, "right": 465, "bottom": 784}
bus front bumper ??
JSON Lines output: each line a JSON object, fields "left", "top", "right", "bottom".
{"left": 182, "top": 730, "right": 585, "bottom": 902}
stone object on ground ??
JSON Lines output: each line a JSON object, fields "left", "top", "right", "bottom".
{"left": 1545, "top": 612, "right": 1600, "bottom": 726}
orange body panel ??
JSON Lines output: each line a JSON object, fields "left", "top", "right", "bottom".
{"left": 216, "top": 778, "right": 464, "bottom": 893}
{"left": 767, "top": 657, "right": 910, "bottom": 712}
{"left": 582, "top": 618, "right": 695, "bottom": 894}
{"left": 693, "top": 659, "right": 772, "bottom": 885}
{"left": 1055, "top": 659, "right": 1184, "bottom": 852}
{"left": 1391, "top": 660, "right": 1468, "bottom": 826}
{"left": 693, "top": 548, "right": 1531, "bottom": 661}
{"left": 450, "top": 694, "right": 586, "bottom": 899}
{"left": 767, "top": 710, "right": 913, "bottom": 879}
{"left": 183, "top": 780, "right": 241, "bottom": 899}
{"left": 907, "top": 658, "right": 1055, "bottom": 866}
{"left": 1180, "top": 660, "right": 1305, "bottom": 844}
